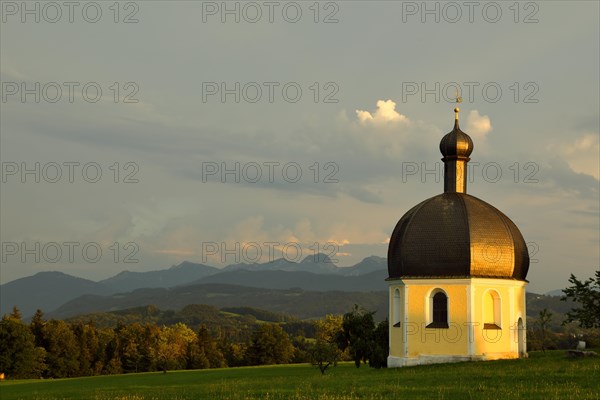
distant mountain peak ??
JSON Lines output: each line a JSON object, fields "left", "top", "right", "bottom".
{"left": 362, "top": 255, "right": 386, "bottom": 262}
{"left": 300, "top": 253, "right": 333, "bottom": 264}
{"left": 170, "top": 262, "right": 192, "bottom": 270}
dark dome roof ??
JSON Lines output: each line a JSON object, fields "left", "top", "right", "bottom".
{"left": 440, "top": 118, "right": 473, "bottom": 159}
{"left": 387, "top": 192, "right": 529, "bottom": 280}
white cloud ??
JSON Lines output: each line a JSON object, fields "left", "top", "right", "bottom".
{"left": 345, "top": 99, "right": 441, "bottom": 162}
{"left": 465, "top": 110, "right": 493, "bottom": 138}
{"left": 356, "top": 100, "right": 408, "bottom": 124}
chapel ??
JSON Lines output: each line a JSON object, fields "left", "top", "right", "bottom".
{"left": 387, "top": 107, "right": 529, "bottom": 367}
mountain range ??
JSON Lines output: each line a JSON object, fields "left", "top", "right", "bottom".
{"left": 1, "top": 254, "right": 571, "bottom": 324}
{"left": 1, "top": 254, "right": 387, "bottom": 317}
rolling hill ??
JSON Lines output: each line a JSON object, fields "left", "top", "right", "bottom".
{"left": 47, "top": 283, "right": 389, "bottom": 320}
{"left": 194, "top": 269, "right": 387, "bottom": 291}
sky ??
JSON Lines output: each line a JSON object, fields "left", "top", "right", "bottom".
{"left": 1, "top": 1, "right": 598, "bottom": 294}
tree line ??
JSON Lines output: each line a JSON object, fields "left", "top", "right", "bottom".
{"left": 0, "top": 305, "right": 388, "bottom": 379}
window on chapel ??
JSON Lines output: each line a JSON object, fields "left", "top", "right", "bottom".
{"left": 484, "top": 290, "right": 501, "bottom": 329}
{"left": 427, "top": 291, "right": 449, "bottom": 328}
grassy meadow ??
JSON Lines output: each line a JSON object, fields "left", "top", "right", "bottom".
{"left": 1, "top": 350, "right": 598, "bottom": 400}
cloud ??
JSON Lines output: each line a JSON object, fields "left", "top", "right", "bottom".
{"left": 466, "top": 110, "right": 493, "bottom": 138}
{"left": 327, "top": 239, "right": 350, "bottom": 246}
{"left": 563, "top": 133, "right": 600, "bottom": 180}
{"left": 356, "top": 100, "right": 408, "bottom": 125}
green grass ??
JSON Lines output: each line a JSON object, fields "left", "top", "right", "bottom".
{"left": 1, "top": 351, "right": 598, "bottom": 400}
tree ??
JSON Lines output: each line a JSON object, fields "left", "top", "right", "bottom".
{"left": 537, "top": 309, "right": 553, "bottom": 352}
{"left": 246, "top": 324, "right": 294, "bottom": 365}
{"left": 98, "top": 328, "right": 120, "bottom": 375}
{"left": 42, "top": 320, "right": 81, "bottom": 377}
{"left": 117, "top": 323, "right": 146, "bottom": 373}
{"left": 8, "top": 306, "right": 22, "bottom": 321}
{"left": 71, "top": 322, "right": 103, "bottom": 376}
{"left": 316, "top": 315, "right": 343, "bottom": 342}
{"left": 309, "top": 339, "right": 339, "bottom": 374}
{"left": 194, "top": 325, "right": 226, "bottom": 369}
{"left": 309, "top": 315, "right": 344, "bottom": 374}
{"left": 115, "top": 323, "right": 162, "bottom": 373}
{"left": 0, "top": 315, "right": 46, "bottom": 378}
{"left": 157, "top": 323, "right": 197, "bottom": 371}
{"left": 219, "top": 335, "right": 247, "bottom": 367}
{"left": 186, "top": 340, "right": 210, "bottom": 370}
{"left": 336, "top": 305, "right": 376, "bottom": 368}
{"left": 335, "top": 306, "right": 388, "bottom": 369}
{"left": 561, "top": 270, "right": 600, "bottom": 328}
{"left": 369, "top": 319, "right": 389, "bottom": 368}
{"left": 30, "top": 309, "right": 46, "bottom": 348}
{"left": 140, "top": 324, "right": 161, "bottom": 372}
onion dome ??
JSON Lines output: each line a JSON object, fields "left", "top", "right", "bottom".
{"left": 439, "top": 108, "right": 474, "bottom": 159}
{"left": 387, "top": 108, "right": 529, "bottom": 281}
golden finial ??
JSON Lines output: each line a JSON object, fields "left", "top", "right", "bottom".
{"left": 454, "top": 88, "right": 462, "bottom": 120}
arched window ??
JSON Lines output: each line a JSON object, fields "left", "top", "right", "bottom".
{"left": 393, "top": 288, "right": 401, "bottom": 327}
{"left": 484, "top": 290, "right": 501, "bottom": 329}
{"left": 427, "top": 290, "right": 448, "bottom": 328}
